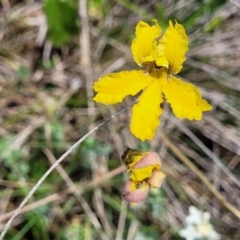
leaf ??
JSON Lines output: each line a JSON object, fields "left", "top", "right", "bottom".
{"left": 43, "top": 0, "right": 79, "bottom": 46}
{"left": 204, "top": 17, "right": 222, "bottom": 32}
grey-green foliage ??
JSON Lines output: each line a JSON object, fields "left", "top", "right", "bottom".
{"left": 135, "top": 226, "right": 160, "bottom": 240}
{"left": 15, "top": 65, "right": 30, "bottom": 81}
{"left": 0, "top": 136, "right": 29, "bottom": 179}
{"left": 50, "top": 121, "right": 65, "bottom": 143}
{"left": 147, "top": 188, "right": 166, "bottom": 219}
{"left": 80, "top": 137, "right": 112, "bottom": 159}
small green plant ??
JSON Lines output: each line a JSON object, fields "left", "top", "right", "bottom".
{"left": 43, "top": 0, "right": 79, "bottom": 46}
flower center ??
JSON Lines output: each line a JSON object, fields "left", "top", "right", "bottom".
{"left": 197, "top": 222, "right": 212, "bottom": 236}
{"left": 147, "top": 62, "right": 169, "bottom": 80}
{"left": 147, "top": 62, "right": 162, "bottom": 78}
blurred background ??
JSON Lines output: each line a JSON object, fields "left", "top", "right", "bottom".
{"left": 0, "top": 0, "right": 240, "bottom": 239}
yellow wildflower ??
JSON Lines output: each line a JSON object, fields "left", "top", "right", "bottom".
{"left": 122, "top": 148, "right": 166, "bottom": 204}
{"left": 93, "top": 20, "right": 212, "bottom": 141}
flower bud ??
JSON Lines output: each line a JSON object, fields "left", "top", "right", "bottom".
{"left": 122, "top": 180, "right": 149, "bottom": 203}
{"left": 148, "top": 170, "right": 166, "bottom": 188}
{"left": 130, "top": 151, "right": 162, "bottom": 182}
{"left": 121, "top": 148, "right": 148, "bottom": 169}
{"left": 132, "top": 152, "right": 161, "bottom": 169}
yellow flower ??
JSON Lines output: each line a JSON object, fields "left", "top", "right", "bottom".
{"left": 122, "top": 148, "right": 166, "bottom": 204}
{"left": 93, "top": 20, "right": 212, "bottom": 141}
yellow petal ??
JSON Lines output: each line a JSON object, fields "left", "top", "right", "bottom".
{"left": 131, "top": 20, "right": 161, "bottom": 66}
{"left": 154, "top": 42, "right": 169, "bottom": 68}
{"left": 130, "top": 164, "right": 160, "bottom": 182}
{"left": 157, "top": 21, "right": 188, "bottom": 74}
{"left": 121, "top": 148, "right": 149, "bottom": 169}
{"left": 163, "top": 76, "right": 212, "bottom": 120}
{"left": 130, "top": 77, "right": 163, "bottom": 141}
{"left": 93, "top": 70, "right": 150, "bottom": 104}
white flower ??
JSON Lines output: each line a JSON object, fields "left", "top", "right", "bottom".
{"left": 186, "top": 206, "right": 211, "bottom": 226}
{"left": 179, "top": 206, "right": 220, "bottom": 240}
{"left": 179, "top": 225, "right": 201, "bottom": 240}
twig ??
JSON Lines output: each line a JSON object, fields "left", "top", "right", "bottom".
{"left": 0, "top": 165, "right": 126, "bottom": 223}
{"left": 0, "top": 106, "right": 129, "bottom": 240}
{"left": 126, "top": 220, "right": 139, "bottom": 240}
{"left": 115, "top": 201, "right": 128, "bottom": 240}
{"left": 44, "top": 148, "right": 109, "bottom": 240}
{"left": 159, "top": 132, "right": 240, "bottom": 219}
{"left": 186, "top": 58, "right": 240, "bottom": 92}
{"left": 172, "top": 118, "right": 240, "bottom": 188}
{"left": 79, "top": 1, "right": 112, "bottom": 237}
{"left": 79, "top": 0, "right": 94, "bottom": 117}
{"left": 230, "top": 0, "right": 240, "bottom": 8}
{"left": 104, "top": 106, "right": 127, "bottom": 240}
{"left": 1, "top": 117, "right": 45, "bottom": 163}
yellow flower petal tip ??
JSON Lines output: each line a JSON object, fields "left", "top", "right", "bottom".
{"left": 93, "top": 19, "right": 212, "bottom": 141}
{"left": 93, "top": 70, "right": 150, "bottom": 105}
{"left": 157, "top": 20, "right": 189, "bottom": 74}
{"left": 131, "top": 20, "right": 161, "bottom": 66}
{"left": 198, "top": 97, "right": 213, "bottom": 112}
{"left": 163, "top": 76, "right": 212, "bottom": 121}
{"left": 130, "top": 79, "right": 163, "bottom": 141}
